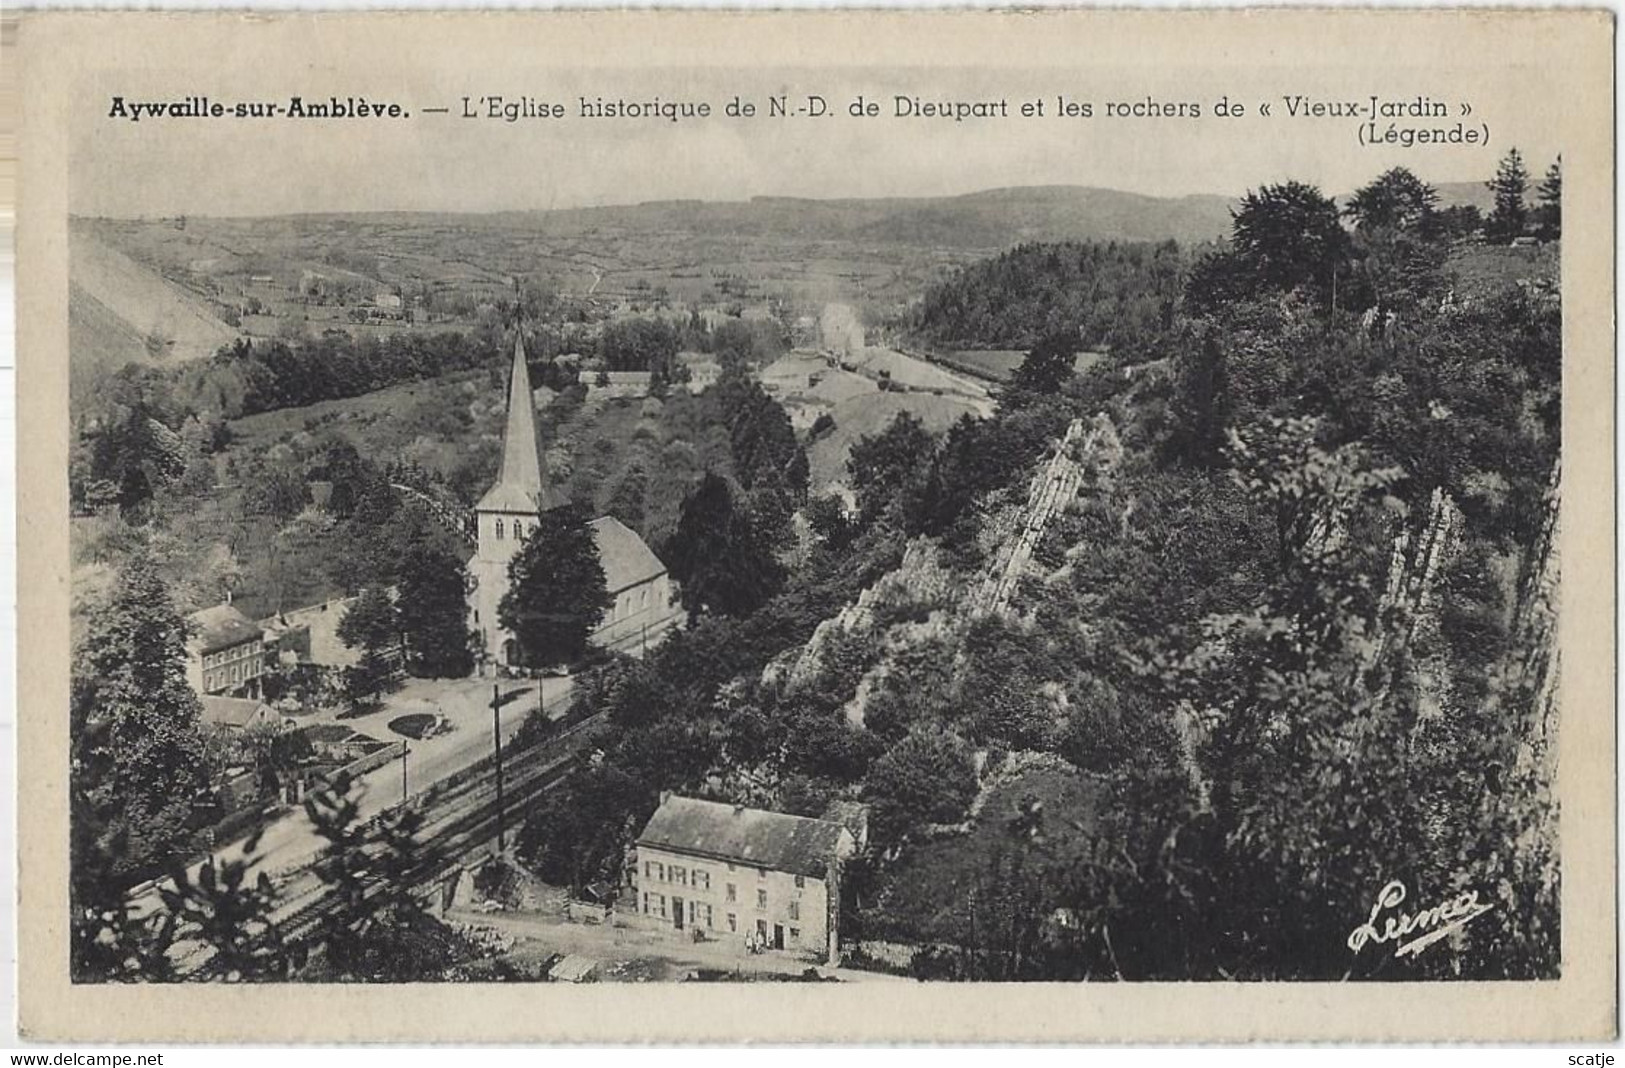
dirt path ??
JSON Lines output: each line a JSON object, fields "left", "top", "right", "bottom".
{"left": 449, "top": 907, "right": 911, "bottom": 983}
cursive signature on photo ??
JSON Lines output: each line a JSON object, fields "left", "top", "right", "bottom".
{"left": 1346, "top": 879, "right": 1496, "bottom": 959}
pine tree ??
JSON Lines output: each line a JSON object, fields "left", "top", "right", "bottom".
{"left": 1486, "top": 148, "right": 1531, "bottom": 244}
{"left": 1536, "top": 155, "right": 1562, "bottom": 241}
{"left": 72, "top": 553, "right": 209, "bottom": 889}
{"left": 499, "top": 503, "right": 612, "bottom": 668}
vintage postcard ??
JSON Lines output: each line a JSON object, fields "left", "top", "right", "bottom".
{"left": 12, "top": 8, "right": 1616, "bottom": 1043}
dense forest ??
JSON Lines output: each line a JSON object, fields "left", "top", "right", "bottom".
{"left": 518, "top": 159, "right": 1562, "bottom": 981}
{"left": 908, "top": 240, "right": 1187, "bottom": 352}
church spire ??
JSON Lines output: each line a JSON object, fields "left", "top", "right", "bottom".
{"left": 497, "top": 332, "right": 542, "bottom": 493}
{"left": 476, "top": 331, "right": 558, "bottom": 513}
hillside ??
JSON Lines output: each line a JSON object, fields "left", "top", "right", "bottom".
{"left": 69, "top": 230, "right": 241, "bottom": 370}
{"left": 807, "top": 390, "right": 985, "bottom": 488}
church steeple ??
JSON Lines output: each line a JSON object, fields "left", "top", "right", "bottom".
{"left": 476, "top": 331, "right": 560, "bottom": 514}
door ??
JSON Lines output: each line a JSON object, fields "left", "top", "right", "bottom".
{"left": 773, "top": 924, "right": 785, "bottom": 950}
{"left": 672, "top": 896, "right": 684, "bottom": 930}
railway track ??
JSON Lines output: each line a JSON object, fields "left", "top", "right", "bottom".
{"left": 171, "top": 711, "right": 607, "bottom": 973}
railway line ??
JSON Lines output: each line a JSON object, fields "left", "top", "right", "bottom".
{"left": 172, "top": 711, "right": 607, "bottom": 974}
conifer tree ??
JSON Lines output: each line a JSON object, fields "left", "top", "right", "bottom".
{"left": 1486, "top": 148, "right": 1531, "bottom": 243}
{"left": 1536, "top": 155, "right": 1562, "bottom": 241}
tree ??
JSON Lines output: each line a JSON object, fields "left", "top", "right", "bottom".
{"left": 302, "top": 773, "right": 470, "bottom": 981}
{"left": 663, "top": 472, "right": 785, "bottom": 620}
{"left": 515, "top": 764, "right": 652, "bottom": 892}
{"left": 865, "top": 726, "right": 979, "bottom": 845}
{"left": 72, "top": 553, "right": 209, "bottom": 886}
{"left": 338, "top": 587, "right": 400, "bottom": 709}
{"left": 1344, "top": 167, "right": 1439, "bottom": 236}
{"left": 1485, "top": 148, "right": 1531, "bottom": 244}
{"left": 395, "top": 545, "right": 474, "bottom": 678}
{"left": 604, "top": 460, "right": 649, "bottom": 532}
{"left": 1166, "top": 331, "right": 1230, "bottom": 467}
{"left": 499, "top": 503, "right": 612, "bottom": 668}
{"left": 1010, "top": 329, "right": 1081, "bottom": 396}
{"left": 1225, "top": 181, "right": 1353, "bottom": 309}
{"left": 847, "top": 412, "right": 937, "bottom": 527}
{"left": 1535, "top": 155, "right": 1561, "bottom": 241}
{"left": 243, "top": 466, "right": 310, "bottom": 521}
{"left": 719, "top": 376, "right": 808, "bottom": 497}
{"left": 598, "top": 316, "right": 680, "bottom": 377}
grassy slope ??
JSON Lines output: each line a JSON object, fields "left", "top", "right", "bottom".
{"left": 807, "top": 391, "right": 984, "bottom": 488}
{"left": 69, "top": 229, "right": 240, "bottom": 365}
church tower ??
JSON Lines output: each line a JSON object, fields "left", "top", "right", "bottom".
{"left": 469, "top": 332, "right": 562, "bottom": 669}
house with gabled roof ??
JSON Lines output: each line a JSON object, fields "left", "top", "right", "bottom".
{"left": 628, "top": 795, "right": 857, "bottom": 964}
{"left": 185, "top": 602, "right": 266, "bottom": 697}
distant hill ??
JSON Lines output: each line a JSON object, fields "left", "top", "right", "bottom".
{"left": 1433, "top": 181, "right": 1495, "bottom": 214}
{"left": 482, "top": 186, "right": 1237, "bottom": 249}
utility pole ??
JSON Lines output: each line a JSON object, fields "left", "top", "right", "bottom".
{"left": 401, "top": 742, "right": 408, "bottom": 804}
{"left": 492, "top": 683, "right": 506, "bottom": 852}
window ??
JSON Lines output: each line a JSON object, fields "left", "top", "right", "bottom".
{"left": 654, "top": 893, "right": 666, "bottom": 917}
{"left": 758, "top": 867, "right": 767, "bottom": 880}
{"left": 672, "top": 865, "right": 687, "bottom": 886}
{"left": 727, "top": 863, "right": 736, "bottom": 873}
{"left": 495, "top": 518, "right": 504, "bottom": 539}
{"left": 756, "top": 888, "right": 767, "bottom": 910}
{"left": 642, "top": 892, "right": 650, "bottom": 914}
{"left": 794, "top": 874, "right": 805, "bottom": 888}
{"left": 693, "top": 870, "right": 709, "bottom": 891}
{"left": 726, "top": 883, "right": 736, "bottom": 903}
{"left": 727, "top": 913, "right": 737, "bottom": 933}
{"left": 756, "top": 919, "right": 768, "bottom": 939}
{"left": 788, "top": 901, "right": 800, "bottom": 921}
{"left": 789, "top": 927, "right": 800, "bottom": 942}
{"left": 653, "top": 861, "right": 665, "bottom": 882}
{"left": 704, "top": 904, "right": 714, "bottom": 928}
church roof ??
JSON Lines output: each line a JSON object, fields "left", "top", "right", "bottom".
{"left": 636, "top": 796, "right": 854, "bottom": 879}
{"left": 477, "top": 332, "right": 564, "bottom": 514}
{"left": 591, "top": 516, "right": 667, "bottom": 595}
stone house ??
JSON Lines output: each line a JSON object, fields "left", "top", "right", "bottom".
{"left": 627, "top": 795, "right": 856, "bottom": 964}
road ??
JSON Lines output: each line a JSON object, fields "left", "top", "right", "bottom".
{"left": 133, "top": 673, "right": 574, "bottom": 915}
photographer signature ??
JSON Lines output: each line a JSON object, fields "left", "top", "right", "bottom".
{"left": 1346, "top": 880, "right": 1495, "bottom": 958}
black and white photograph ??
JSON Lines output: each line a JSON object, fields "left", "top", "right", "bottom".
{"left": 12, "top": 8, "right": 1614, "bottom": 1044}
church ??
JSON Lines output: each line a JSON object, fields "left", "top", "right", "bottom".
{"left": 468, "top": 333, "right": 683, "bottom": 671}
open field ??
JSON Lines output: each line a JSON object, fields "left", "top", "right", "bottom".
{"left": 806, "top": 390, "right": 987, "bottom": 488}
